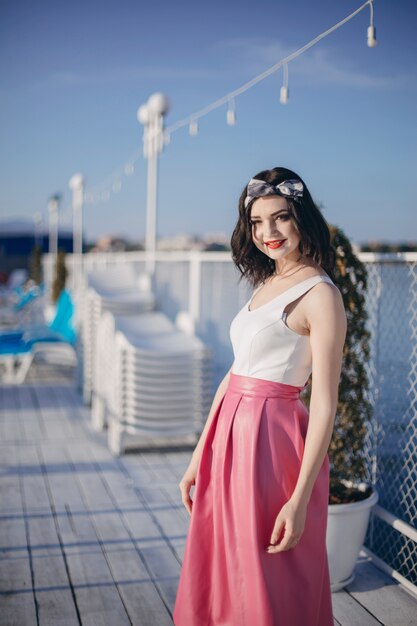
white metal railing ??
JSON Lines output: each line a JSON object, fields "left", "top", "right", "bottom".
{"left": 42, "top": 249, "right": 417, "bottom": 589}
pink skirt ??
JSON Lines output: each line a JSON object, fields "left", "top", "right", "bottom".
{"left": 173, "top": 372, "right": 334, "bottom": 626}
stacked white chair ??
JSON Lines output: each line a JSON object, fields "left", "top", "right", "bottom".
{"left": 91, "top": 311, "right": 176, "bottom": 431}
{"left": 80, "top": 265, "right": 156, "bottom": 404}
{"left": 94, "top": 309, "right": 214, "bottom": 456}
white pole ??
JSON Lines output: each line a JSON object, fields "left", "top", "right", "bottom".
{"left": 69, "top": 173, "right": 85, "bottom": 295}
{"left": 146, "top": 118, "right": 157, "bottom": 274}
{"left": 137, "top": 93, "right": 170, "bottom": 277}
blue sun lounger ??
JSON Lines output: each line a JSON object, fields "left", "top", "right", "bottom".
{"left": 0, "top": 289, "right": 77, "bottom": 383}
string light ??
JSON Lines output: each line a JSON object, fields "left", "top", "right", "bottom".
{"left": 165, "top": 0, "right": 376, "bottom": 136}
{"left": 227, "top": 98, "right": 236, "bottom": 125}
{"left": 280, "top": 63, "right": 289, "bottom": 104}
{"left": 82, "top": 147, "right": 141, "bottom": 206}
{"left": 79, "top": 0, "right": 376, "bottom": 208}
{"left": 189, "top": 120, "right": 199, "bottom": 136}
{"left": 367, "top": 0, "right": 377, "bottom": 47}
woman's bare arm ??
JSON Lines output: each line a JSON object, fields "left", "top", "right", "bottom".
{"left": 189, "top": 364, "right": 233, "bottom": 468}
{"left": 290, "top": 282, "right": 347, "bottom": 505}
{"left": 179, "top": 365, "right": 233, "bottom": 515}
{"left": 267, "top": 282, "right": 347, "bottom": 552}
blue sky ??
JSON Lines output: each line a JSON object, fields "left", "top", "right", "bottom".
{"left": 1, "top": 0, "right": 416, "bottom": 244}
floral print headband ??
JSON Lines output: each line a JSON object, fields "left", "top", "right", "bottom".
{"left": 244, "top": 178, "right": 304, "bottom": 208}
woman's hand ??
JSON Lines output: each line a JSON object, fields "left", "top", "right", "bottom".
{"left": 266, "top": 497, "right": 308, "bottom": 553}
{"left": 178, "top": 460, "right": 198, "bottom": 516}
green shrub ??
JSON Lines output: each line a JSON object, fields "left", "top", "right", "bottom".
{"left": 52, "top": 250, "right": 68, "bottom": 303}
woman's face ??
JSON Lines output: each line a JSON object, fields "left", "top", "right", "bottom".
{"left": 249, "top": 195, "right": 301, "bottom": 260}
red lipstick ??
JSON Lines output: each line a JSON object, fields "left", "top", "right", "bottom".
{"left": 265, "top": 239, "right": 286, "bottom": 249}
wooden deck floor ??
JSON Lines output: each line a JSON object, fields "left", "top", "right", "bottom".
{"left": 1, "top": 374, "right": 416, "bottom": 626}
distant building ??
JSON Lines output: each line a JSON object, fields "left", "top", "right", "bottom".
{"left": 155, "top": 232, "right": 230, "bottom": 251}
{"left": 156, "top": 233, "right": 205, "bottom": 251}
{"left": 89, "top": 235, "right": 132, "bottom": 253}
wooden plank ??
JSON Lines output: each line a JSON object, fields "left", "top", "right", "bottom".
{"left": 63, "top": 550, "right": 132, "bottom": 626}
{"left": 32, "top": 385, "right": 74, "bottom": 441}
{"left": 58, "top": 484, "right": 172, "bottom": 626}
{"left": 99, "top": 445, "right": 194, "bottom": 616}
{"left": 38, "top": 442, "right": 88, "bottom": 514}
{"left": 0, "top": 430, "right": 38, "bottom": 625}
{"left": 33, "top": 393, "right": 128, "bottom": 625}
{"left": 111, "top": 578, "right": 174, "bottom": 626}
{"left": 61, "top": 499, "right": 132, "bottom": 626}
{"left": 57, "top": 385, "right": 94, "bottom": 440}
{"left": 20, "top": 444, "right": 80, "bottom": 626}
{"left": 49, "top": 390, "right": 176, "bottom": 625}
{"left": 0, "top": 386, "right": 24, "bottom": 442}
{"left": 115, "top": 451, "right": 189, "bottom": 554}
{"left": 65, "top": 443, "right": 116, "bottom": 511}
{"left": 4, "top": 377, "right": 417, "bottom": 626}
{"left": 345, "top": 555, "right": 417, "bottom": 625}
{"left": 85, "top": 442, "right": 176, "bottom": 624}
{"left": 332, "top": 588, "right": 382, "bottom": 625}
{"left": 0, "top": 547, "right": 38, "bottom": 626}
{"left": 97, "top": 447, "right": 191, "bottom": 619}
{"left": 20, "top": 443, "right": 51, "bottom": 513}
{"left": 126, "top": 450, "right": 190, "bottom": 541}
{"left": 118, "top": 455, "right": 157, "bottom": 490}
{"left": 37, "top": 440, "right": 130, "bottom": 626}
{"left": 138, "top": 541, "right": 181, "bottom": 614}
{"left": 164, "top": 450, "right": 193, "bottom": 481}
{"left": 0, "top": 446, "right": 24, "bottom": 515}
{"left": 15, "top": 385, "right": 45, "bottom": 443}
{"left": 46, "top": 385, "right": 89, "bottom": 441}
{"left": 86, "top": 435, "right": 181, "bottom": 616}
{"left": 85, "top": 444, "right": 144, "bottom": 510}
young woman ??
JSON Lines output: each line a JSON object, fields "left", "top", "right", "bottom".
{"left": 173, "top": 166, "right": 347, "bottom": 626}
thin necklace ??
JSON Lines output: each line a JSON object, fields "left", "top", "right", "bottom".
{"left": 268, "top": 255, "right": 308, "bottom": 283}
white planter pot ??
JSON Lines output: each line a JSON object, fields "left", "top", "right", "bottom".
{"left": 326, "top": 488, "right": 379, "bottom": 592}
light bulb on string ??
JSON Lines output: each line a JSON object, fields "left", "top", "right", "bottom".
{"left": 71, "top": 2, "right": 375, "bottom": 207}
{"left": 227, "top": 98, "right": 236, "bottom": 125}
{"left": 189, "top": 120, "right": 199, "bottom": 136}
{"left": 112, "top": 181, "right": 122, "bottom": 192}
{"left": 101, "top": 191, "right": 110, "bottom": 202}
{"left": 367, "top": 0, "right": 377, "bottom": 47}
{"left": 280, "top": 63, "right": 289, "bottom": 104}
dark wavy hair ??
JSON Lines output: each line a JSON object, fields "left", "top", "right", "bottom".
{"left": 230, "top": 166, "right": 336, "bottom": 288}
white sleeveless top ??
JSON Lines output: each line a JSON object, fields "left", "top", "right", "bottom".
{"left": 229, "top": 274, "right": 335, "bottom": 387}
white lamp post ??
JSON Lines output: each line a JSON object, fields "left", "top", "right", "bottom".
{"left": 69, "top": 173, "right": 85, "bottom": 294}
{"left": 137, "top": 92, "right": 170, "bottom": 275}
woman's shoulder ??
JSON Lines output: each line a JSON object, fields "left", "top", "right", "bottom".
{"left": 297, "top": 268, "right": 342, "bottom": 308}
{"left": 293, "top": 265, "right": 334, "bottom": 287}
{"left": 304, "top": 276, "right": 346, "bottom": 321}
